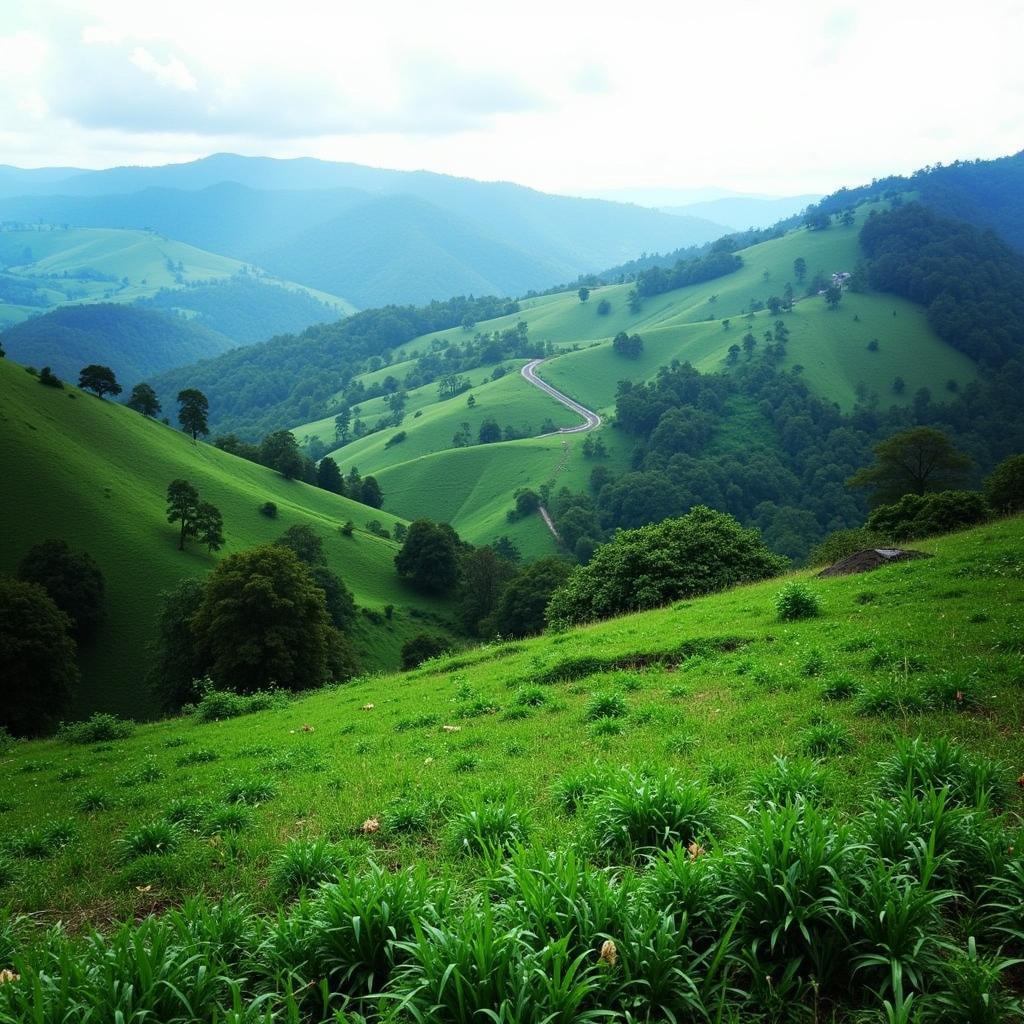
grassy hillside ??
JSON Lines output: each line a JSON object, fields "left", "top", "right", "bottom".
{"left": 0, "top": 359, "right": 456, "bottom": 718}
{"left": 1, "top": 514, "right": 1020, "bottom": 929}
{"left": 0, "top": 225, "right": 354, "bottom": 333}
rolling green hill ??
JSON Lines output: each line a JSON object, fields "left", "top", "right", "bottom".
{"left": 0, "top": 359, "right": 456, "bottom": 719}
{"left": 1, "top": 513, "right": 1020, "bottom": 959}
{"left": 0, "top": 225, "right": 354, "bottom": 337}
{"left": 289, "top": 205, "right": 977, "bottom": 556}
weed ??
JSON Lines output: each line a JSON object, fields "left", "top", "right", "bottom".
{"left": 447, "top": 797, "right": 529, "bottom": 856}
{"left": 76, "top": 790, "right": 111, "bottom": 813}
{"left": 272, "top": 837, "right": 345, "bottom": 896}
{"left": 584, "top": 691, "right": 628, "bottom": 722}
{"left": 750, "top": 756, "right": 830, "bottom": 806}
{"left": 119, "top": 820, "right": 183, "bottom": 860}
{"left": 776, "top": 582, "right": 821, "bottom": 621}
{"left": 175, "top": 748, "right": 220, "bottom": 767}
{"left": 799, "top": 719, "right": 854, "bottom": 757}
{"left": 225, "top": 777, "right": 278, "bottom": 805}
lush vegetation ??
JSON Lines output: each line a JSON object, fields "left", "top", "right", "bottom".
{"left": 0, "top": 516, "right": 1022, "bottom": 1020}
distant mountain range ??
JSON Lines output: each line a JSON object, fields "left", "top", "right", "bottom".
{"left": 0, "top": 154, "right": 730, "bottom": 307}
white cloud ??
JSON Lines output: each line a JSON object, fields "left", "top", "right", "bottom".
{"left": 0, "top": 0, "right": 1021, "bottom": 195}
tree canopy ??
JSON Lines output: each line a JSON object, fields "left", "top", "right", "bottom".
{"left": 16, "top": 539, "right": 105, "bottom": 641}
{"left": 78, "top": 364, "right": 122, "bottom": 399}
{"left": 395, "top": 519, "right": 460, "bottom": 594}
{"left": 177, "top": 388, "right": 210, "bottom": 440}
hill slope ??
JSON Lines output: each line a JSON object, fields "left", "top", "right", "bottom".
{"left": 0, "top": 304, "right": 236, "bottom": 383}
{"left": 0, "top": 359, "right": 456, "bottom": 718}
{"left": 1, "top": 514, "right": 1020, "bottom": 932}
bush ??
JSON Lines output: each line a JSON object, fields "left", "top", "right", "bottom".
{"left": 584, "top": 690, "right": 628, "bottom": 721}
{"left": 808, "top": 527, "right": 884, "bottom": 566}
{"left": 775, "top": 582, "right": 821, "bottom": 621}
{"left": 259, "top": 501, "right": 278, "bottom": 518}
{"left": 400, "top": 633, "right": 449, "bottom": 669}
{"left": 272, "top": 837, "right": 345, "bottom": 895}
{"left": 548, "top": 507, "right": 787, "bottom": 628}
{"left": 589, "top": 767, "right": 718, "bottom": 861}
{"left": 867, "top": 489, "right": 990, "bottom": 541}
{"left": 447, "top": 797, "right": 529, "bottom": 856}
{"left": 190, "top": 686, "right": 290, "bottom": 722}
{"left": 985, "top": 452, "right": 1024, "bottom": 514}
{"left": 58, "top": 712, "right": 134, "bottom": 745}
{"left": 17, "top": 538, "right": 105, "bottom": 640}
{"left": 38, "top": 366, "right": 63, "bottom": 388}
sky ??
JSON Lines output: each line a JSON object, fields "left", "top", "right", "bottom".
{"left": 1, "top": 0, "right": 1022, "bottom": 199}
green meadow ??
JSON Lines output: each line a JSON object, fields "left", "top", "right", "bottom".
{"left": 0, "top": 360, "right": 455, "bottom": 718}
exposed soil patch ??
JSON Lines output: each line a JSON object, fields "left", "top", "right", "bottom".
{"left": 818, "top": 548, "right": 932, "bottom": 577}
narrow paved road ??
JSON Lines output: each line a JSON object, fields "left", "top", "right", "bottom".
{"left": 521, "top": 358, "right": 601, "bottom": 434}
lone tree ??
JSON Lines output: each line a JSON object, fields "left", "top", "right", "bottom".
{"left": 177, "top": 389, "right": 209, "bottom": 440}
{"left": 0, "top": 577, "right": 79, "bottom": 736}
{"left": 17, "top": 539, "right": 105, "bottom": 640}
{"left": 578, "top": 286, "right": 590, "bottom": 303}
{"left": 127, "top": 382, "right": 161, "bottom": 417}
{"left": 260, "top": 430, "right": 304, "bottom": 480}
{"left": 612, "top": 332, "right": 643, "bottom": 358}
{"left": 360, "top": 476, "right": 384, "bottom": 508}
{"left": 166, "top": 479, "right": 201, "bottom": 550}
{"left": 847, "top": 427, "right": 971, "bottom": 505}
{"left": 195, "top": 502, "right": 225, "bottom": 552}
{"left": 276, "top": 524, "right": 327, "bottom": 566}
{"left": 193, "top": 545, "right": 340, "bottom": 693}
{"left": 824, "top": 284, "right": 842, "bottom": 310}
{"left": 478, "top": 418, "right": 502, "bottom": 444}
{"left": 317, "top": 456, "right": 344, "bottom": 495}
{"left": 793, "top": 256, "right": 807, "bottom": 282}
{"left": 395, "top": 519, "right": 460, "bottom": 594}
{"left": 79, "top": 364, "right": 122, "bottom": 399}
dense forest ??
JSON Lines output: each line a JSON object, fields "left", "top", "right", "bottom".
{"left": 136, "top": 275, "right": 342, "bottom": 346}
{"left": 149, "top": 294, "right": 519, "bottom": 438}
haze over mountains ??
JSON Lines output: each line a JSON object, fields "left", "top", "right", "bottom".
{"left": 0, "top": 154, "right": 736, "bottom": 307}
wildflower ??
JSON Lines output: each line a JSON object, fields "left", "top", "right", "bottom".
{"left": 599, "top": 939, "right": 618, "bottom": 967}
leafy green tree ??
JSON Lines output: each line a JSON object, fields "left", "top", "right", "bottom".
{"left": 317, "top": 456, "right": 345, "bottom": 495}
{"left": 195, "top": 502, "right": 224, "bottom": 552}
{"left": 334, "top": 407, "right": 352, "bottom": 445}
{"left": 478, "top": 418, "right": 502, "bottom": 444}
{"left": 166, "top": 479, "right": 201, "bottom": 550}
{"left": 150, "top": 578, "right": 206, "bottom": 710}
{"left": 309, "top": 566, "right": 357, "bottom": 631}
{"left": 127, "top": 383, "right": 161, "bottom": 417}
{"left": 38, "top": 366, "right": 63, "bottom": 388}
{"left": 17, "top": 539, "right": 105, "bottom": 640}
{"left": 824, "top": 284, "right": 842, "bottom": 310}
{"left": 985, "top": 453, "right": 1024, "bottom": 513}
{"left": 848, "top": 427, "right": 971, "bottom": 504}
{"left": 361, "top": 476, "right": 384, "bottom": 508}
{"left": 793, "top": 257, "right": 807, "bottom": 282}
{"left": 485, "top": 557, "right": 572, "bottom": 638}
{"left": 193, "top": 545, "right": 337, "bottom": 693}
{"left": 78, "top": 364, "right": 122, "bottom": 399}
{"left": 276, "top": 524, "right": 327, "bottom": 566}
{"left": 0, "top": 577, "right": 79, "bottom": 736}
{"left": 492, "top": 536, "right": 521, "bottom": 563}
{"left": 546, "top": 506, "right": 787, "bottom": 628}
{"left": 726, "top": 343, "right": 741, "bottom": 365}
{"left": 260, "top": 430, "right": 304, "bottom": 480}
{"left": 400, "top": 633, "right": 449, "bottom": 670}
{"left": 395, "top": 519, "right": 460, "bottom": 594}
{"left": 612, "top": 332, "right": 643, "bottom": 358}
{"left": 177, "top": 388, "right": 209, "bottom": 440}
{"left": 597, "top": 299, "right": 611, "bottom": 315}
{"left": 742, "top": 332, "right": 757, "bottom": 359}
{"left": 578, "top": 286, "right": 590, "bottom": 303}
{"left": 892, "top": 376, "right": 906, "bottom": 394}
{"left": 458, "top": 546, "right": 517, "bottom": 635}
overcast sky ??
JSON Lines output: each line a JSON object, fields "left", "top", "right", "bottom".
{"left": 1, "top": 0, "right": 1021, "bottom": 198}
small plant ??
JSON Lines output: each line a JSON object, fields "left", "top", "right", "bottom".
{"left": 164, "top": 796, "right": 214, "bottom": 828}
{"left": 76, "top": 790, "right": 111, "bottom": 812}
{"left": 854, "top": 677, "right": 929, "bottom": 717}
{"left": 119, "top": 820, "right": 183, "bottom": 860}
{"left": 58, "top": 712, "right": 134, "bottom": 744}
{"left": 10, "top": 819, "right": 77, "bottom": 858}
{"left": 551, "top": 765, "right": 603, "bottom": 813}
{"left": 57, "top": 765, "right": 86, "bottom": 782}
{"left": 175, "top": 748, "right": 220, "bottom": 767}
{"left": 776, "top": 582, "right": 821, "bottom": 621}
{"left": 447, "top": 796, "right": 529, "bottom": 856}
{"left": 590, "top": 767, "right": 718, "bottom": 861}
{"left": 750, "top": 756, "right": 830, "bottom": 806}
{"left": 584, "top": 690, "right": 628, "bottom": 721}
{"left": 204, "top": 803, "right": 254, "bottom": 834}
{"left": 876, "top": 736, "right": 1005, "bottom": 808}
{"left": 931, "top": 937, "right": 1023, "bottom": 1023}
{"left": 513, "top": 684, "right": 550, "bottom": 708}
{"left": 225, "top": 776, "right": 278, "bottom": 805}
{"left": 340, "top": 520, "right": 355, "bottom": 537}
{"left": 590, "top": 717, "right": 623, "bottom": 737}
{"left": 191, "top": 687, "right": 290, "bottom": 722}
{"left": 272, "top": 837, "right": 345, "bottom": 895}
{"left": 799, "top": 719, "right": 854, "bottom": 757}
{"left": 386, "top": 792, "right": 444, "bottom": 834}
{"left": 821, "top": 673, "right": 859, "bottom": 700}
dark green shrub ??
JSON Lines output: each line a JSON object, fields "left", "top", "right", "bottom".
{"left": 775, "top": 582, "right": 821, "bottom": 621}
{"left": 867, "top": 489, "right": 990, "bottom": 541}
{"left": 985, "top": 453, "right": 1024, "bottom": 514}
{"left": 259, "top": 501, "right": 278, "bottom": 518}
{"left": 58, "top": 713, "right": 134, "bottom": 744}
{"left": 400, "top": 633, "right": 449, "bottom": 669}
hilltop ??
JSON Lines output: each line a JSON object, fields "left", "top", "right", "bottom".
{"left": 0, "top": 358, "right": 456, "bottom": 718}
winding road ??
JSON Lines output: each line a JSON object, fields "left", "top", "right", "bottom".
{"left": 520, "top": 358, "right": 602, "bottom": 434}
